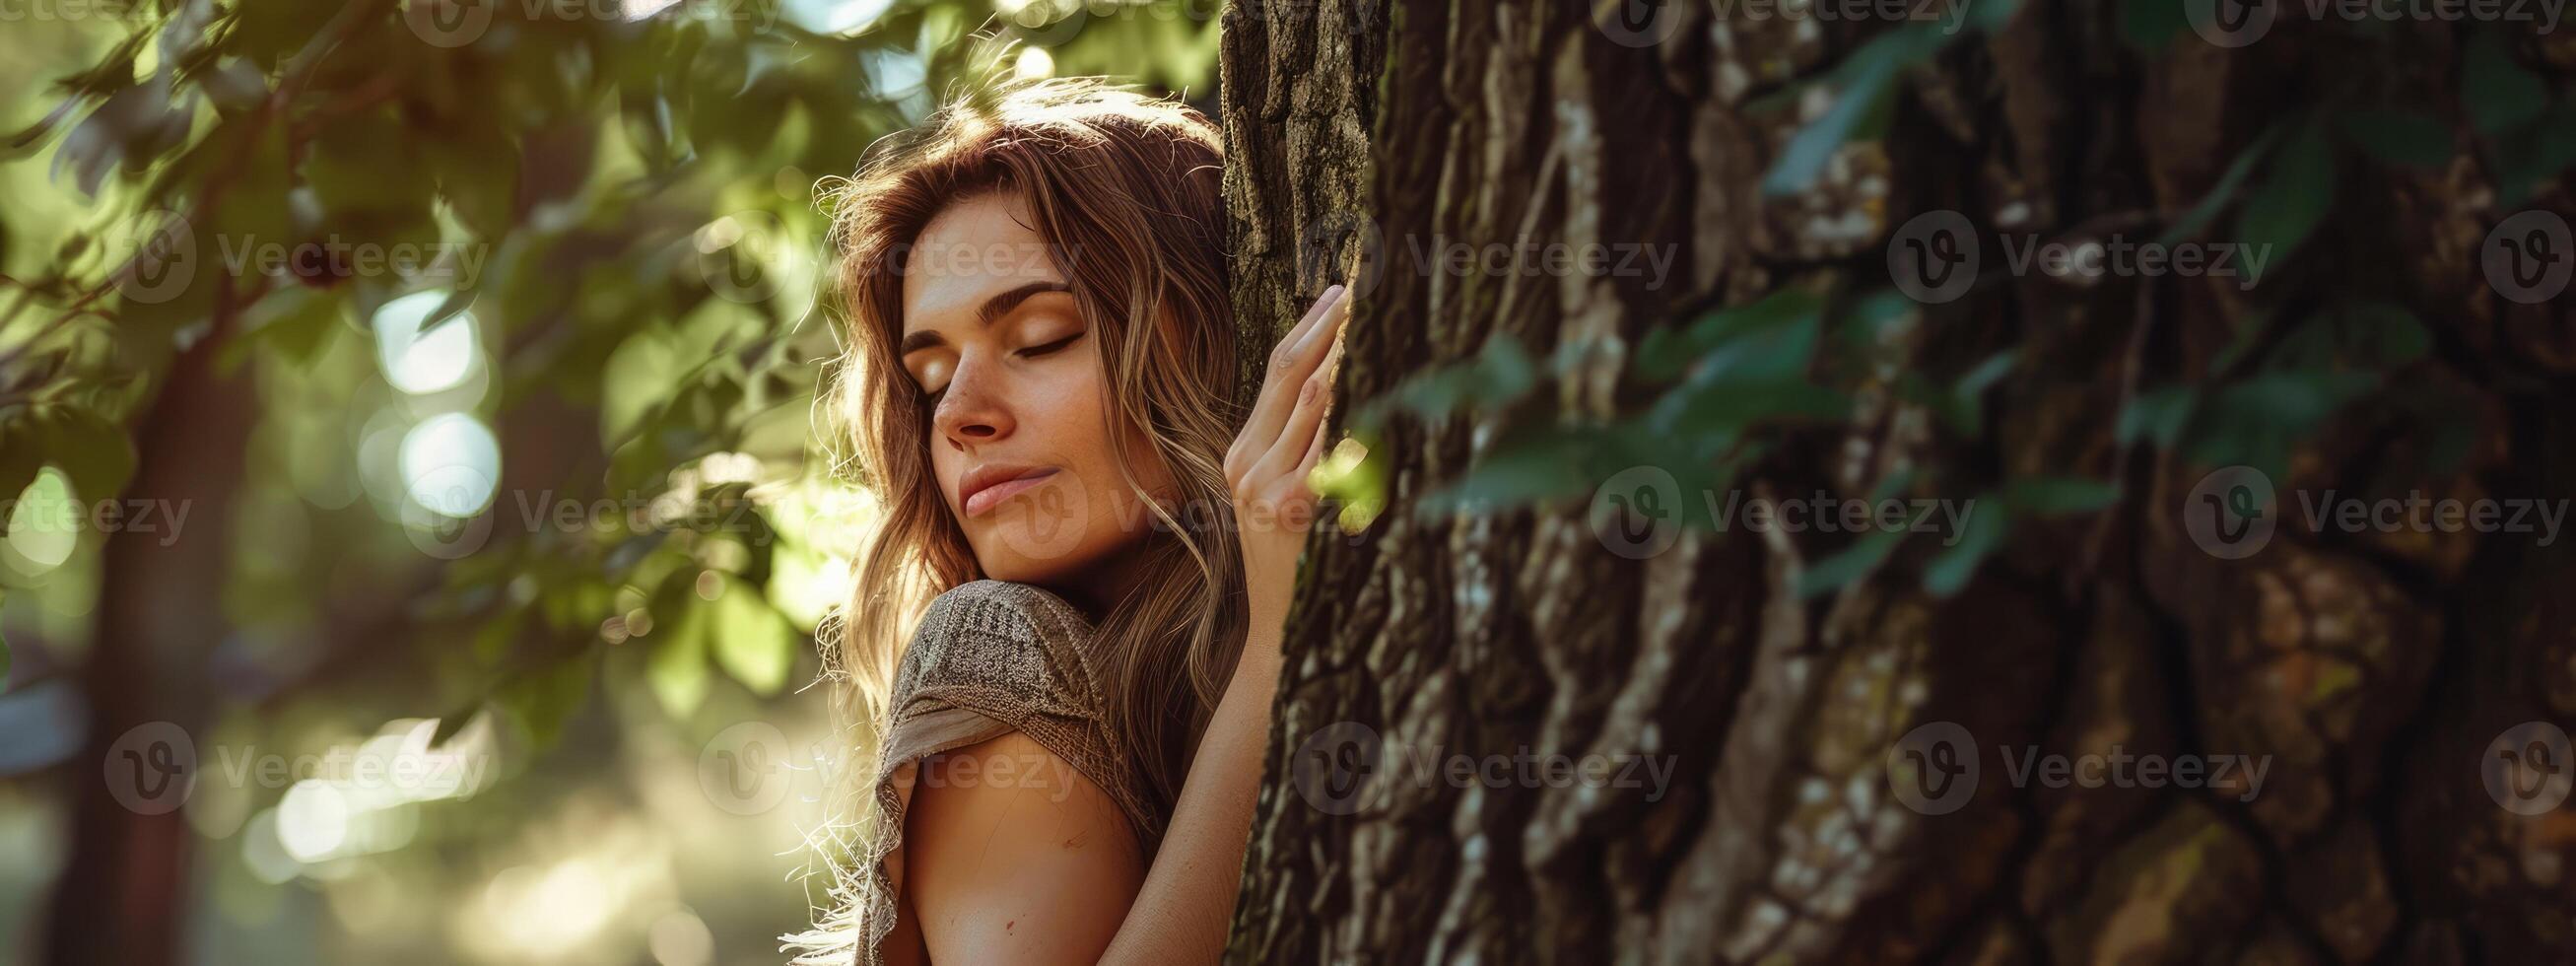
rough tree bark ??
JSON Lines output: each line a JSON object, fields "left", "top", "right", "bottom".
{"left": 1222, "top": 1, "right": 2576, "bottom": 963}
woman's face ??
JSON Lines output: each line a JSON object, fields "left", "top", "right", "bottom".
{"left": 897, "top": 192, "right": 1173, "bottom": 594}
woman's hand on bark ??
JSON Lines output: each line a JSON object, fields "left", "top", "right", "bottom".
{"left": 1223, "top": 284, "right": 1350, "bottom": 664}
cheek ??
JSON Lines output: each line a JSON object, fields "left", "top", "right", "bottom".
{"left": 1017, "top": 354, "right": 1116, "bottom": 465}
{"left": 1115, "top": 423, "right": 1178, "bottom": 502}
{"left": 1034, "top": 370, "right": 1166, "bottom": 537}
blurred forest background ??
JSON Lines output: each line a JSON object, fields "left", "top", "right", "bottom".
{"left": 0, "top": 2, "right": 1214, "bottom": 964}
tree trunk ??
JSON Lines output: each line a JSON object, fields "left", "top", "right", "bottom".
{"left": 45, "top": 316, "right": 257, "bottom": 966}
{"left": 1222, "top": 2, "right": 2576, "bottom": 963}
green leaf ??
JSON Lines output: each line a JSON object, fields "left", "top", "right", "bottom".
{"left": 2494, "top": 100, "right": 2576, "bottom": 207}
{"left": 1797, "top": 527, "right": 1907, "bottom": 598}
{"left": 428, "top": 121, "right": 522, "bottom": 241}
{"left": 1834, "top": 288, "right": 1917, "bottom": 349}
{"left": 497, "top": 652, "right": 594, "bottom": 751}
{"left": 646, "top": 600, "right": 712, "bottom": 719}
{"left": 1923, "top": 503, "right": 2007, "bottom": 598}
{"left": 1307, "top": 434, "right": 1390, "bottom": 533}
{"left": 416, "top": 286, "right": 478, "bottom": 336}
{"left": 1425, "top": 425, "right": 1612, "bottom": 513}
{"left": 2186, "top": 370, "right": 2379, "bottom": 473}
{"left": 602, "top": 331, "right": 680, "bottom": 444}
{"left": 1644, "top": 290, "right": 1843, "bottom": 439}
{"left": 2334, "top": 109, "right": 2454, "bottom": 169}
{"left": 2159, "top": 129, "right": 2280, "bottom": 246}
{"left": 1967, "top": 0, "right": 2025, "bottom": 32}
{"left": 1650, "top": 380, "right": 1847, "bottom": 441}
{"left": 470, "top": 603, "right": 530, "bottom": 664}
{"left": 711, "top": 576, "right": 795, "bottom": 696}
{"left": 1870, "top": 466, "right": 1920, "bottom": 503}
{"left": 0, "top": 429, "right": 43, "bottom": 539}
{"left": 2266, "top": 302, "right": 2430, "bottom": 371}
{"left": 428, "top": 704, "right": 480, "bottom": 748}
{"left": 1361, "top": 334, "right": 1538, "bottom": 430}
{"left": 1638, "top": 288, "right": 1825, "bottom": 383}
{"left": 2235, "top": 118, "right": 2337, "bottom": 270}
{"left": 305, "top": 110, "right": 437, "bottom": 215}
{"left": 2464, "top": 27, "right": 2549, "bottom": 136}
{"left": 2002, "top": 476, "right": 2123, "bottom": 516}
{"left": 1931, "top": 350, "right": 2017, "bottom": 437}
{"left": 34, "top": 408, "right": 136, "bottom": 502}
{"left": 1762, "top": 25, "right": 1954, "bottom": 197}
{"left": 2121, "top": 0, "right": 2191, "bottom": 51}
{"left": 244, "top": 286, "right": 346, "bottom": 364}
{"left": 201, "top": 118, "right": 296, "bottom": 259}
{"left": 1955, "top": 351, "right": 2018, "bottom": 398}
{"left": 2207, "top": 308, "right": 2275, "bottom": 376}
{"left": 2214, "top": 370, "right": 2379, "bottom": 424}
{"left": 2117, "top": 385, "right": 2199, "bottom": 448}
{"left": 1765, "top": 62, "right": 1902, "bottom": 198}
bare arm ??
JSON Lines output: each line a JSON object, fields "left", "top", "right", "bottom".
{"left": 904, "top": 286, "right": 1349, "bottom": 963}
{"left": 903, "top": 731, "right": 1148, "bottom": 964}
{"left": 1097, "top": 284, "right": 1348, "bottom": 961}
{"left": 1093, "top": 622, "right": 1284, "bottom": 960}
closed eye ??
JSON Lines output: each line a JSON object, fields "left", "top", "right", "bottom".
{"left": 1018, "top": 333, "right": 1083, "bottom": 358}
{"left": 914, "top": 332, "right": 1080, "bottom": 401}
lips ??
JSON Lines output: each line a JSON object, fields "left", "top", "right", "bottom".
{"left": 958, "top": 463, "right": 1060, "bottom": 518}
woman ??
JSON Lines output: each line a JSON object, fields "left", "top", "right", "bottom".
{"left": 789, "top": 77, "right": 1351, "bottom": 965}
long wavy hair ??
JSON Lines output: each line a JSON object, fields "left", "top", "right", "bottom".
{"left": 791, "top": 77, "right": 1246, "bottom": 961}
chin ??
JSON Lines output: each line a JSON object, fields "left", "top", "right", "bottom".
{"left": 971, "top": 551, "right": 1076, "bottom": 586}
{"left": 965, "top": 525, "right": 1119, "bottom": 586}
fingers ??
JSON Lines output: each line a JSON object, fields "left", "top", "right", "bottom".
{"left": 1292, "top": 411, "right": 1330, "bottom": 487}
{"left": 1254, "top": 326, "right": 1342, "bottom": 487}
{"left": 1273, "top": 284, "right": 1346, "bottom": 374}
{"left": 1234, "top": 286, "right": 1350, "bottom": 479}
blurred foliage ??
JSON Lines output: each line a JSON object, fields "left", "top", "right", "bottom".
{"left": 0, "top": 0, "right": 1216, "bottom": 962}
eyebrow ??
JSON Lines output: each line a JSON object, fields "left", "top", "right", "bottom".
{"left": 898, "top": 281, "right": 1072, "bottom": 355}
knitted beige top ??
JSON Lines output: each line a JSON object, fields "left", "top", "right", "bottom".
{"left": 852, "top": 580, "right": 1162, "bottom": 965}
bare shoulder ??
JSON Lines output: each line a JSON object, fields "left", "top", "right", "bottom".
{"left": 902, "top": 730, "right": 1144, "bottom": 962}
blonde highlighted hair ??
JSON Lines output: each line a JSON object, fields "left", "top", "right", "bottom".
{"left": 790, "top": 77, "right": 1247, "bottom": 961}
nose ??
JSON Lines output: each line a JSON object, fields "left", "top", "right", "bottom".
{"left": 930, "top": 351, "right": 1014, "bottom": 449}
